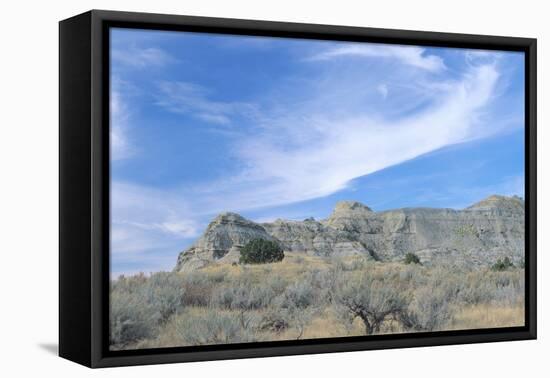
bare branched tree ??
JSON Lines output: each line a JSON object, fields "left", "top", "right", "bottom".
{"left": 335, "top": 275, "right": 408, "bottom": 334}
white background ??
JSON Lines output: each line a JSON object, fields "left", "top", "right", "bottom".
{"left": 0, "top": 0, "right": 547, "bottom": 376}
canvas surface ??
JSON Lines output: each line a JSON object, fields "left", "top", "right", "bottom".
{"left": 108, "top": 28, "right": 526, "bottom": 350}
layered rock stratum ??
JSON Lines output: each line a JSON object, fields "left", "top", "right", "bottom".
{"left": 174, "top": 195, "right": 525, "bottom": 272}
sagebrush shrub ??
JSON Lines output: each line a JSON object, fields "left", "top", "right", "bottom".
{"left": 174, "top": 310, "right": 258, "bottom": 345}
{"left": 403, "top": 286, "right": 452, "bottom": 331}
{"left": 213, "top": 279, "right": 276, "bottom": 310}
{"left": 110, "top": 272, "right": 186, "bottom": 347}
{"left": 110, "top": 252, "right": 526, "bottom": 348}
{"left": 264, "top": 274, "right": 289, "bottom": 295}
{"left": 145, "top": 272, "right": 185, "bottom": 322}
{"left": 277, "top": 281, "right": 314, "bottom": 309}
{"left": 110, "top": 289, "right": 159, "bottom": 347}
{"left": 398, "top": 264, "right": 426, "bottom": 286}
{"left": 259, "top": 312, "right": 290, "bottom": 333}
{"left": 488, "top": 270, "right": 524, "bottom": 305}
{"left": 181, "top": 272, "right": 217, "bottom": 306}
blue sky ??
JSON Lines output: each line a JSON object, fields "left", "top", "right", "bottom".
{"left": 110, "top": 28, "right": 525, "bottom": 276}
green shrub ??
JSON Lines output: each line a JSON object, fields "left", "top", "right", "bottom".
{"left": 491, "top": 257, "right": 514, "bottom": 271}
{"left": 239, "top": 239, "right": 284, "bottom": 264}
{"left": 404, "top": 252, "right": 421, "bottom": 265}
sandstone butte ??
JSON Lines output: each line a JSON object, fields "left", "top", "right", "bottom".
{"left": 174, "top": 195, "right": 525, "bottom": 272}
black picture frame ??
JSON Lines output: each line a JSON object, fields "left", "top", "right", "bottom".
{"left": 59, "top": 9, "right": 537, "bottom": 368}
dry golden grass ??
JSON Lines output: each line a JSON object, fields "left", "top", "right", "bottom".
{"left": 195, "top": 252, "right": 334, "bottom": 285}
{"left": 301, "top": 308, "right": 364, "bottom": 339}
{"left": 295, "top": 303, "right": 525, "bottom": 340}
{"left": 449, "top": 303, "right": 524, "bottom": 330}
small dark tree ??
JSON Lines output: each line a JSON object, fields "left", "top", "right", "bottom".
{"left": 491, "top": 257, "right": 514, "bottom": 271}
{"left": 239, "top": 239, "right": 284, "bottom": 264}
{"left": 404, "top": 252, "right": 421, "bottom": 265}
{"left": 336, "top": 276, "right": 408, "bottom": 335}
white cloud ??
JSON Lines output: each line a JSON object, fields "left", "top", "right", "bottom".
{"left": 115, "top": 219, "right": 199, "bottom": 240}
{"left": 112, "top": 182, "right": 200, "bottom": 238}
{"left": 465, "top": 50, "right": 503, "bottom": 67}
{"left": 310, "top": 43, "right": 446, "bottom": 72}
{"left": 110, "top": 181, "right": 203, "bottom": 272}
{"left": 377, "top": 83, "right": 389, "bottom": 99}
{"left": 156, "top": 81, "right": 258, "bottom": 125}
{"left": 114, "top": 62, "right": 501, "bottom": 234}
{"left": 110, "top": 88, "right": 135, "bottom": 161}
{"left": 190, "top": 63, "right": 500, "bottom": 212}
{"left": 110, "top": 46, "right": 176, "bottom": 162}
{"left": 112, "top": 46, "right": 175, "bottom": 69}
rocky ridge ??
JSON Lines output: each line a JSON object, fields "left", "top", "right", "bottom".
{"left": 174, "top": 195, "right": 525, "bottom": 272}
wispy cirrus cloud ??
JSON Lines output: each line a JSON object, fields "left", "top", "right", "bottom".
{"left": 110, "top": 181, "right": 202, "bottom": 275}
{"left": 112, "top": 45, "right": 176, "bottom": 69}
{"left": 309, "top": 43, "right": 446, "bottom": 72}
{"left": 377, "top": 83, "right": 389, "bottom": 99}
{"left": 114, "top": 61, "right": 501, "bottom": 234}
{"left": 110, "top": 86, "right": 135, "bottom": 161}
{"left": 156, "top": 81, "right": 258, "bottom": 125}
{"left": 112, "top": 181, "right": 200, "bottom": 238}
{"left": 192, "top": 63, "right": 501, "bottom": 212}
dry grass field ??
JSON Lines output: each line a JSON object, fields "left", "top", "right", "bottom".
{"left": 110, "top": 253, "right": 524, "bottom": 350}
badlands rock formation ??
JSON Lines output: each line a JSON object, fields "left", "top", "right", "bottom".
{"left": 174, "top": 195, "right": 525, "bottom": 272}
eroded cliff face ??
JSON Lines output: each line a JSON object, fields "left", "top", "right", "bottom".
{"left": 174, "top": 195, "right": 524, "bottom": 272}
{"left": 175, "top": 212, "right": 275, "bottom": 271}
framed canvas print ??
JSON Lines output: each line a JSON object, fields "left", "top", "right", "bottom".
{"left": 59, "top": 10, "right": 537, "bottom": 368}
